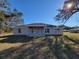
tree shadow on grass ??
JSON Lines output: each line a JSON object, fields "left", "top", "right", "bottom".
{"left": 64, "top": 35, "right": 79, "bottom": 44}
{"left": 0, "top": 43, "right": 32, "bottom": 59}
{"left": 63, "top": 36, "right": 79, "bottom": 59}
{"left": 47, "top": 36, "right": 79, "bottom": 59}
{"left": 63, "top": 44, "right": 79, "bottom": 59}
{"left": 0, "top": 36, "right": 79, "bottom": 59}
{"left": 0, "top": 35, "right": 33, "bottom": 43}
{"left": 0, "top": 36, "right": 59, "bottom": 59}
{"left": 47, "top": 36, "right": 67, "bottom": 59}
{"left": 0, "top": 37, "right": 51, "bottom": 59}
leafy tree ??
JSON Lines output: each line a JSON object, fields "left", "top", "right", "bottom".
{"left": 0, "top": 0, "right": 23, "bottom": 33}
{"left": 0, "top": 0, "right": 11, "bottom": 33}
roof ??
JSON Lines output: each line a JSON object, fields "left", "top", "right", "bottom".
{"left": 27, "top": 23, "right": 56, "bottom": 27}
{"left": 15, "top": 23, "right": 56, "bottom": 28}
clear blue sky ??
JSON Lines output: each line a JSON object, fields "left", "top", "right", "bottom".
{"left": 10, "top": 0, "right": 79, "bottom": 27}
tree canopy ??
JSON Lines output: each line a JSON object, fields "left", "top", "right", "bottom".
{"left": 55, "top": 0, "right": 79, "bottom": 23}
{"left": 0, "top": 0, "right": 23, "bottom": 33}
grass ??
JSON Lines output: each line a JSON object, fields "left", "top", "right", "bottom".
{"left": 0, "top": 35, "right": 33, "bottom": 52}
{"left": 0, "top": 33, "right": 13, "bottom": 36}
{"left": 0, "top": 43, "right": 23, "bottom": 52}
{"left": 0, "top": 33, "right": 21, "bottom": 51}
{"left": 64, "top": 32, "right": 79, "bottom": 40}
{"left": 0, "top": 32, "right": 79, "bottom": 59}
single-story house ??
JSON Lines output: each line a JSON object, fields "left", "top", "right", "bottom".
{"left": 13, "top": 23, "right": 63, "bottom": 37}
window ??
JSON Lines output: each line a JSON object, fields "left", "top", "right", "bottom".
{"left": 18, "top": 28, "right": 21, "bottom": 33}
{"left": 31, "top": 29, "right": 34, "bottom": 33}
{"left": 32, "top": 30, "right": 33, "bottom": 33}
{"left": 45, "top": 29, "right": 49, "bottom": 33}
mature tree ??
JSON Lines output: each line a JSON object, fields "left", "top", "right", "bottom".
{"left": 55, "top": 0, "right": 79, "bottom": 23}
{"left": 0, "top": 0, "right": 24, "bottom": 33}
{"left": 0, "top": 0, "right": 11, "bottom": 33}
